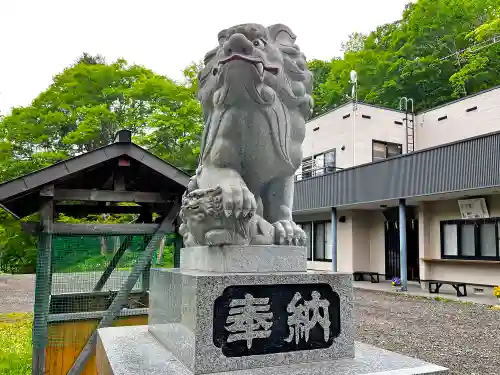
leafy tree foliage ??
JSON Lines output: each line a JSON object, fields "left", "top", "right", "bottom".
{"left": 0, "top": 55, "right": 203, "bottom": 178}
{"left": 309, "top": 0, "right": 500, "bottom": 115}
{"left": 0, "top": 55, "right": 203, "bottom": 273}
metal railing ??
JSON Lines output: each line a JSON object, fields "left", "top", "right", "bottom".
{"left": 294, "top": 165, "right": 343, "bottom": 181}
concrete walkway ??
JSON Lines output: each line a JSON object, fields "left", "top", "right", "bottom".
{"left": 354, "top": 279, "right": 499, "bottom": 305}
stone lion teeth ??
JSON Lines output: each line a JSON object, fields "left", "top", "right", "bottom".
{"left": 256, "top": 62, "right": 264, "bottom": 75}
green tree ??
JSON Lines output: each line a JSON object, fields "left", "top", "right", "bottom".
{"left": 0, "top": 54, "right": 204, "bottom": 273}
{"left": 311, "top": 0, "right": 500, "bottom": 115}
{"left": 135, "top": 61, "right": 204, "bottom": 173}
{"left": 0, "top": 53, "right": 203, "bottom": 181}
{"left": 307, "top": 59, "right": 335, "bottom": 117}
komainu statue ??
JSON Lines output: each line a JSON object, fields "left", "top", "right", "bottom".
{"left": 179, "top": 23, "right": 314, "bottom": 247}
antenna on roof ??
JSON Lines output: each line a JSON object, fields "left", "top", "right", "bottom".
{"left": 349, "top": 70, "right": 358, "bottom": 111}
{"left": 349, "top": 70, "right": 358, "bottom": 165}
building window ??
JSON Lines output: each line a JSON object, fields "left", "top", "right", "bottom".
{"left": 314, "top": 222, "right": 326, "bottom": 260}
{"left": 314, "top": 153, "right": 325, "bottom": 176}
{"left": 442, "top": 223, "right": 458, "bottom": 256}
{"left": 313, "top": 221, "right": 332, "bottom": 262}
{"left": 372, "top": 140, "right": 402, "bottom": 161}
{"left": 295, "top": 149, "right": 337, "bottom": 181}
{"left": 480, "top": 223, "right": 496, "bottom": 257}
{"left": 440, "top": 219, "right": 500, "bottom": 260}
{"left": 324, "top": 150, "right": 336, "bottom": 173}
{"left": 297, "top": 221, "right": 332, "bottom": 262}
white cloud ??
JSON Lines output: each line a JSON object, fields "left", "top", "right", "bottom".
{"left": 0, "top": 0, "right": 409, "bottom": 114}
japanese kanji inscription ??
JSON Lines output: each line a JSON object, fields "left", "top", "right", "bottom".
{"left": 213, "top": 284, "right": 340, "bottom": 357}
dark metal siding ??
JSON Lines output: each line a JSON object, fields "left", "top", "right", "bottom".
{"left": 294, "top": 131, "right": 500, "bottom": 211}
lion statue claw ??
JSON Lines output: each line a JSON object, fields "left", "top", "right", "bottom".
{"left": 180, "top": 23, "right": 313, "bottom": 247}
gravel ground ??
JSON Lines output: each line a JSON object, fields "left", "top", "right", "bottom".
{"left": 0, "top": 274, "right": 35, "bottom": 313}
{"left": 0, "top": 271, "right": 141, "bottom": 313}
{"left": 1, "top": 275, "right": 498, "bottom": 374}
{"left": 354, "top": 289, "right": 500, "bottom": 375}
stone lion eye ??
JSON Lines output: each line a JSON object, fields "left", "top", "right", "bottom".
{"left": 253, "top": 40, "right": 263, "bottom": 47}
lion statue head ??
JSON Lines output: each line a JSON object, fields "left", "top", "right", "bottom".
{"left": 197, "top": 23, "right": 314, "bottom": 168}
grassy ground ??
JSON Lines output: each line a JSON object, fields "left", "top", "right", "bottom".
{"left": 0, "top": 313, "right": 32, "bottom": 375}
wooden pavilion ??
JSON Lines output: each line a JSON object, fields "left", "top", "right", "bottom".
{"left": 0, "top": 130, "right": 189, "bottom": 375}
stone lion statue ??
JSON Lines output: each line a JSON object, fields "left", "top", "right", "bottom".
{"left": 181, "top": 23, "right": 313, "bottom": 246}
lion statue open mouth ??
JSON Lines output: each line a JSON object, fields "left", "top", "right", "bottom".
{"left": 180, "top": 23, "right": 313, "bottom": 247}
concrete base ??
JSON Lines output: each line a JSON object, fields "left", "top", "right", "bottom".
{"left": 180, "top": 245, "right": 307, "bottom": 273}
{"left": 148, "top": 269, "right": 354, "bottom": 374}
{"left": 97, "top": 325, "right": 449, "bottom": 375}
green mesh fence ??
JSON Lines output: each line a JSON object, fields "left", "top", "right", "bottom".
{"left": 33, "top": 232, "right": 176, "bottom": 350}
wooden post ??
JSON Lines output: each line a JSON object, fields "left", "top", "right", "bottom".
{"left": 32, "top": 194, "right": 54, "bottom": 375}
{"left": 141, "top": 210, "right": 153, "bottom": 292}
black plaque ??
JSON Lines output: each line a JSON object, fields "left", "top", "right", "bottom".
{"left": 213, "top": 283, "right": 340, "bottom": 357}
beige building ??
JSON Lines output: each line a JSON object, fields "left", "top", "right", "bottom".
{"left": 293, "top": 86, "right": 500, "bottom": 295}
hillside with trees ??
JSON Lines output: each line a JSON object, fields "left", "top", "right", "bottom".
{"left": 1, "top": 0, "right": 499, "bottom": 272}
{"left": 308, "top": 0, "right": 500, "bottom": 117}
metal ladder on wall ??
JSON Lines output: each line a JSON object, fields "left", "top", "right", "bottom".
{"left": 400, "top": 97, "right": 415, "bottom": 153}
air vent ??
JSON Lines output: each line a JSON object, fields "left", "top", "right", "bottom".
{"left": 466, "top": 106, "right": 478, "bottom": 113}
{"left": 438, "top": 115, "right": 448, "bottom": 121}
{"left": 342, "top": 114, "right": 351, "bottom": 119}
{"left": 313, "top": 127, "right": 320, "bottom": 131}
{"left": 394, "top": 121, "right": 403, "bottom": 125}
{"left": 362, "top": 115, "right": 371, "bottom": 119}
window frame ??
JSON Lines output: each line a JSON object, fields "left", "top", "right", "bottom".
{"left": 323, "top": 148, "right": 336, "bottom": 173}
{"left": 312, "top": 220, "right": 332, "bottom": 262}
{"left": 440, "top": 218, "right": 500, "bottom": 261}
{"left": 295, "top": 148, "right": 337, "bottom": 181}
{"left": 372, "top": 140, "right": 403, "bottom": 161}
{"left": 296, "top": 220, "right": 333, "bottom": 262}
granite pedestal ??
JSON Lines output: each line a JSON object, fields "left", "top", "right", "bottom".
{"left": 148, "top": 268, "right": 354, "bottom": 374}
{"left": 96, "top": 245, "right": 449, "bottom": 374}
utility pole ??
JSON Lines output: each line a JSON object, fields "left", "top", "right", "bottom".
{"left": 350, "top": 70, "right": 358, "bottom": 166}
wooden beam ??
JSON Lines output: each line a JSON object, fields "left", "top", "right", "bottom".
{"left": 50, "top": 223, "right": 160, "bottom": 235}
{"left": 55, "top": 204, "right": 144, "bottom": 217}
{"left": 41, "top": 188, "right": 171, "bottom": 204}
{"left": 93, "top": 236, "right": 133, "bottom": 291}
{"left": 140, "top": 210, "right": 154, "bottom": 292}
